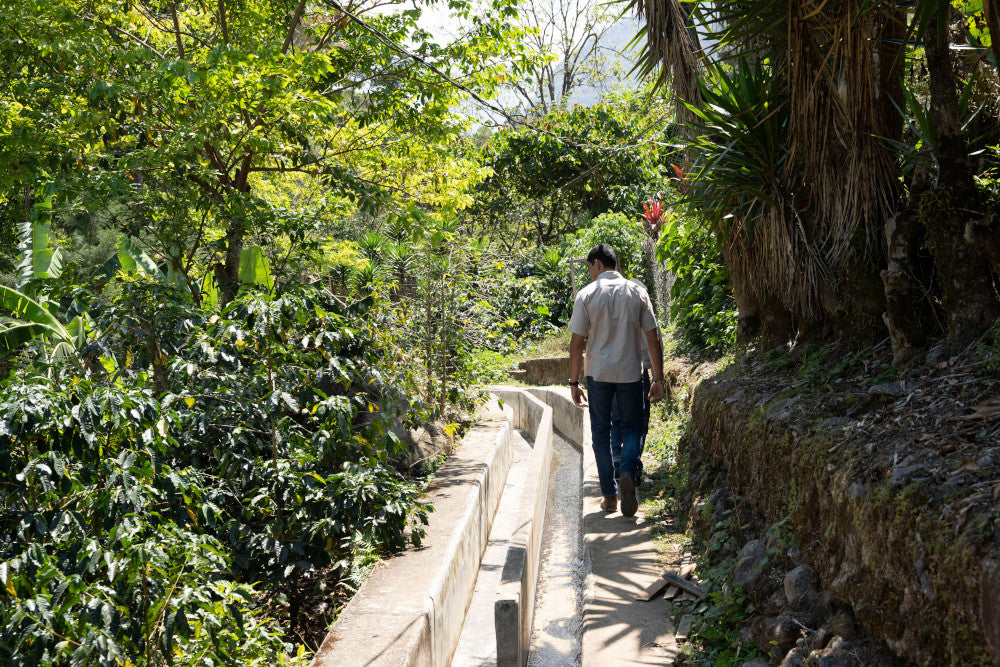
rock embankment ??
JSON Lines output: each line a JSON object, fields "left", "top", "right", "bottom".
{"left": 683, "top": 347, "right": 1000, "bottom": 665}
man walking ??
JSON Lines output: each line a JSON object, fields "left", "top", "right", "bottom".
{"left": 568, "top": 243, "right": 664, "bottom": 518}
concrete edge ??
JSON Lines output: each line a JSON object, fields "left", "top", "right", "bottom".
{"left": 424, "top": 402, "right": 517, "bottom": 665}
{"left": 525, "top": 386, "right": 591, "bottom": 448}
{"left": 491, "top": 388, "right": 558, "bottom": 667}
{"left": 310, "top": 399, "right": 514, "bottom": 667}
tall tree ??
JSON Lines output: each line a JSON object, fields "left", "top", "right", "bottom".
{"left": 0, "top": 0, "right": 521, "bottom": 304}
{"left": 628, "top": 0, "right": 1000, "bottom": 352}
{"left": 918, "top": 0, "right": 1000, "bottom": 343}
{"left": 509, "top": 0, "right": 629, "bottom": 114}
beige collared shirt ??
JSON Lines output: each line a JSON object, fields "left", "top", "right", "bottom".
{"left": 568, "top": 270, "right": 658, "bottom": 383}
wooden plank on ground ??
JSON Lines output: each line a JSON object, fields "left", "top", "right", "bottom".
{"left": 662, "top": 585, "right": 680, "bottom": 600}
{"left": 634, "top": 575, "right": 671, "bottom": 601}
{"left": 662, "top": 572, "right": 705, "bottom": 597}
{"left": 679, "top": 561, "right": 696, "bottom": 577}
{"left": 675, "top": 614, "right": 694, "bottom": 641}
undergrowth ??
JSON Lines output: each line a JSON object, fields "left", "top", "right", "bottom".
{"left": 641, "top": 381, "right": 762, "bottom": 666}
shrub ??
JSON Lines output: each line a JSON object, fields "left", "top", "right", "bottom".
{"left": 656, "top": 204, "right": 736, "bottom": 354}
{"left": 0, "top": 279, "right": 428, "bottom": 664}
{"left": 564, "top": 211, "right": 649, "bottom": 286}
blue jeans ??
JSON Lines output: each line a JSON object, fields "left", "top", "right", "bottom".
{"left": 587, "top": 377, "right": 644, "bottom": 496}
{"left": 611, "top": 370, "right": 650, "bottom": 480}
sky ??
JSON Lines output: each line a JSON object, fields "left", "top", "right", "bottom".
{"left": 410, "top": 0, "right": 646, "bottom": 124}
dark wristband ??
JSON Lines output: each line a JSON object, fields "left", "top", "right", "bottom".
{"left": 568, "top": 380, "right": 579, "bottom": 386}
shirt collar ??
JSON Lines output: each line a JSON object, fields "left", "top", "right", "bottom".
{"left": 598, "top": 270, "right": 622, "bottom": 279}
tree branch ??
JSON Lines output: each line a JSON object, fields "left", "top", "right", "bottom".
{"left": 219, "top": 0, "right": 229, "bottom": 44}
{"left": 171, "top": 1, "right": 185, "bottom": 59}
{"left": 283, "top": 0, "right": 309, "bottom": 53}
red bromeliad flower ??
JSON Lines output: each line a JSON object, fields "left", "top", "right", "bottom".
{"left": 641, "top": 195, "right": 664, "bottom": 236}
{"left": 670, "top": 163, "right": 690, "bottom": 194}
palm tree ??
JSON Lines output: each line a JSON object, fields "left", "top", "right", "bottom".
{"left": 628, "top": 0, "right": 1000, "bottom": 353}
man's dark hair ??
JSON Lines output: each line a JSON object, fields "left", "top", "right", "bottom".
{"left": 587, "top": 243, "right": 617, "bottom": 269}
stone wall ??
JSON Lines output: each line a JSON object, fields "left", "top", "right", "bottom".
{"left": 509, "top": 357, "right": 571, "bottom": 386}
{"left": 686, "top": 368, "right": 1000, "bottom": 666}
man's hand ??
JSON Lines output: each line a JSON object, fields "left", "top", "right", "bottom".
{"left": 648, "top": 380, "right": 665, "bottom": 404}
{"left": 571, "top": 383, "right": 588, "bottom": 408}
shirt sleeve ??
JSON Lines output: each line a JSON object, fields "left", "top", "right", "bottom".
{"left": 568, "top": 293, "right": 589, "bottom": 336}
{"left": 638, "top": 287, "right": 658, "bottom": 333}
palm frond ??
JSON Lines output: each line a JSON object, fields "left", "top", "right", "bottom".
{"left": 625, "top": 0, "right": 702, "bottom": 119}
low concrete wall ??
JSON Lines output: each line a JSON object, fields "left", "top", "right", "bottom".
{"left": 526, "top": 386, "right": 591, "bottom": 448}
{"left": 493, "top": 390, "right": 554, "bottom": 667}
{"left": 311, "top": 399, "right": 513, "bottom": 667}
{"left": 490, "top": 388, "right": 550, "bottom": 442}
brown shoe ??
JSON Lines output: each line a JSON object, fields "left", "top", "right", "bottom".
{"left": 600, "top": 495, "right": 617, "bottom": 512}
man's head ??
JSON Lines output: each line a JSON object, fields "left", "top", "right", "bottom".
{"left": 586, "top": 243, "right": 618, "bottom": 280}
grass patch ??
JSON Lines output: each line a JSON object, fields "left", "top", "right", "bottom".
{"left": 519, "top": 327, "right": 572, "bottom": 359}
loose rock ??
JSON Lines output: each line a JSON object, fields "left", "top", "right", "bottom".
{"left": 785, "top": 564, "right": 817, "bottom": 608}
{"left": 925, "top": 343, "right": 955, "bottom": 366}
{"left": 808, "top": 636, "right": 861, "bottom": 666}
{"left": 734, "top": 539, "right": 768, "bottom": 593}
{"left": 780, "top": 648, "right": 807, "bottom": 667}
{"left": 826, "top": 610, "right": 856, "bottom": 639}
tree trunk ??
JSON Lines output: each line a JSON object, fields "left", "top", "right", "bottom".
{"left": 722, "top": 245, "right": 761, "bottom": 349}
{"left": 882, "top": 170, "right": 931, "bottom": 366}
{"left": 921, "top": 5, "right": 1000, "bottom": 344}
{"left": 759, "top": 297, "right": 796, "bottom": 351}
{"left": 876, "top": 7, "right": 907, "bottom": 145}
{"left": 219, "top": 217, "right": 245, "bottom": 306}
{"left": 965, "top": 212, "right": 1000, "bottom": 278}
{"left": 984, "top": 0, "right": 1000, "bottom": 70}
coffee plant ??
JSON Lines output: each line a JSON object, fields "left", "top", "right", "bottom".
{"left": 0, "top": 278, "right": 428, "bottom": 665}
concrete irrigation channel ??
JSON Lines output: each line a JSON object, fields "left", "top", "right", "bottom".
{"left": 311, "top": 386, "right": 675, "bottom": 667}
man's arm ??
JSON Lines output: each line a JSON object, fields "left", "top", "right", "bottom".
{"left": 569, "top": 333, "right": 587, "bottom": 407}
{"left": 644, "top": 328, "right": 665, "bottom": 404}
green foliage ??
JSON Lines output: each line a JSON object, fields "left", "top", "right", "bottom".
{"left": 642, "top": 405, "right": 690, "bottom": 517}
{"left": 0, "top": 281, "right": 428, "bottom": 664}
{"left": 0, "top": 0, "right": 527, "bottom": 304}
{"left": 237, "top": 246, "right": 274, "bottom": 292}
{"left": 684, "top": 584, "right": 759, "bottom": 666}
{"left": 683, "top": 59, "right": 789, "bottom": 233}
{"left": 462, "top": 348, "right": 519, "bottom": 385}
{"left": 17, "top": 180, "right": 62, "bottom": 289}
{"left": 471, "top": 92, "right": 672, "bottom": 245}
{"left": 0, "top": 285, "right": 82, "bottom": 362}
{"left": 975, "top": 145, "right": 1000, "bottom": 204}
{"left": 655, "top": 201, "right": 736, "bottom": 354}
{"left": 565, "top": 211, "right": 648, "bottom": 283}
{"left": 978, "top": 318, "right": 1000, "bottom": 375}
{"left": 0, "top": 195, "right": 87, "bottom": 362}
{"left": 474, "top": 269, "right": 560, "bottom": 352}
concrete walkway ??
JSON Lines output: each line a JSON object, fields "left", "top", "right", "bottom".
{"left": 580, "top": 422, "right": 679, "bottom": 666}
{"left": 311, "top": 387, "right": 677, "bottom": 666}
{"left": 529, "top": 386, "right": 677, "bottom": 666}
{"left": 452, "top": 429, "right": 536, "bottom": 666}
